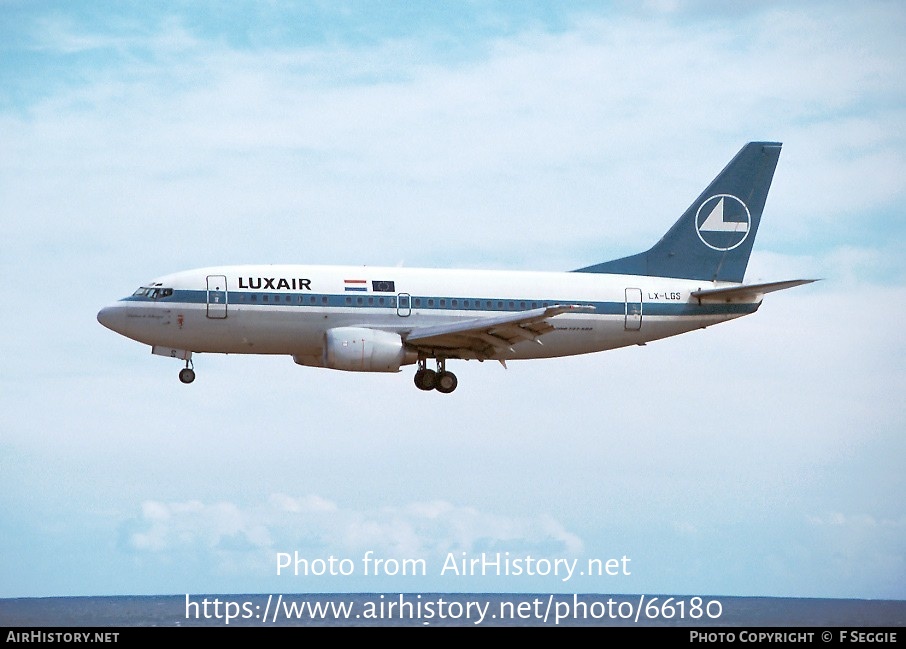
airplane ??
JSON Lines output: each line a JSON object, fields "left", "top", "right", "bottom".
{"left": 97, "top": 141, "right": 815, "bottom": 393}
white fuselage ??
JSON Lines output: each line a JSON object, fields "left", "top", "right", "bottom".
{"left": 98, "top": 264, "right": 757, "bottom": 367}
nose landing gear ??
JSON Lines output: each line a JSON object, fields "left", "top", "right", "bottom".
{"left": 178, "top": 359, "right": 195, "bottom": 384}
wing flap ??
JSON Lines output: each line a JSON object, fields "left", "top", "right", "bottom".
{"left": 404, "top": 304, "right": 593, "bottom": 358}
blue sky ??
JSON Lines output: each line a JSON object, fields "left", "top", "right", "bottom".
{"left": 1, "top": 1, "right": 904, "bottom": 601}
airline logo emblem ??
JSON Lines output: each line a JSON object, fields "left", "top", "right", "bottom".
{"left": 695, "top": 194, "right": 751, "bottom": 251}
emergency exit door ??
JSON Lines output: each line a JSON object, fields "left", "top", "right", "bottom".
{"left": 206, "top": 275, "right": 228, "bottom": 319}
{"left": 625, "top": 288, "right": 642, "bottom": 331}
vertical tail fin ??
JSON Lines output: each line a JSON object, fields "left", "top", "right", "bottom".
{"left": 574, "top": 142, "right": 782, "bottom": 283}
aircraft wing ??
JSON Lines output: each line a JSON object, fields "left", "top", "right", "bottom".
{"left": 691, "top": 279, "right": 817, "bottom": 303}
{"left": 403, "top": 304, "right": 595, "bottom": 360}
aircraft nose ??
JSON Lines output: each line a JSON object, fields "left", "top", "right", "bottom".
{"left": 97, "top": 304, "right": 127, "bottom": 335}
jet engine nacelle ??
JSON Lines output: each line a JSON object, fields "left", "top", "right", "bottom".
{"left": 322, "top": 327, "right": 416, "bottom": 372}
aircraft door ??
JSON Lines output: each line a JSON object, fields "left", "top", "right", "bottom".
{"left": 397, "top": 293, "right": 411, "bottom": 317}
{"left": 206, "top": 275, "right": 228, "bottom": 319}
{"left": 625, "top": 288, "right": 642, "bottom": 331}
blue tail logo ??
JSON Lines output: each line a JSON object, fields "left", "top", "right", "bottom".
{"left": 695, "top": 194, "right": 751, "bottom": 251}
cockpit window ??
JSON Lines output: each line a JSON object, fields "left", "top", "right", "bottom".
{"left": 132, "top": 287, "right": 173, "bottom": 299}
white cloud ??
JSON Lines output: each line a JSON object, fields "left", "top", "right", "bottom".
{"left": 4, "top": 2, "right": 903, "bottom": 272}
{"left": 126, "top": 499, "right": 271, "bottom": 554}
{"left": 121, "top": 494, "right": 585, "bottom": 580}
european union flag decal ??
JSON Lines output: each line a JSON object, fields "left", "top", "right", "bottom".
{"left": 372, "top": 280, "right": 396, "bottom": 293}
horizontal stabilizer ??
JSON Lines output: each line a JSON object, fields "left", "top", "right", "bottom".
{"left": 691, "top": 279, "right": 817, "bottom": 302}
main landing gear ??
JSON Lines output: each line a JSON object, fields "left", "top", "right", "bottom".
{"left": 413, "top": 357, "right": 458, "bottom": 394}
{"left": 178, "top": 359, "right": 195, "bottom": 384}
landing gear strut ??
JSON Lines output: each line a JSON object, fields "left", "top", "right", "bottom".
{"left": 414, "top": 357, "right": 457, "bottom": 393}
{"left": 178, "top": 359, "right": 195, "bottom": 384}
